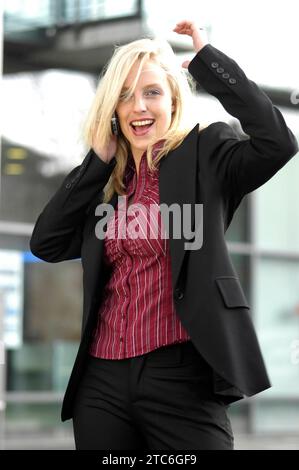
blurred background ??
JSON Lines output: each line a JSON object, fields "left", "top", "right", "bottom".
{"left": 0, "top": 0, "right": 299, "bottom": 450}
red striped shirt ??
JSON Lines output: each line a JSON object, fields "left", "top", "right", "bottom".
{"left": 89, "top": 140, "right": 191, "bottom": 359}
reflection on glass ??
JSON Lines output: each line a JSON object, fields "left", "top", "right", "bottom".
{"left": 7, "top": 260, "right": 82, "bottom": 392}
{"left": 251, "top": 258, "right": 299, "bottom": 433}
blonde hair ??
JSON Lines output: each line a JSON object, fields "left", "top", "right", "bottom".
{"left": 81, "top": 36, "right": 205, "bottom": 203}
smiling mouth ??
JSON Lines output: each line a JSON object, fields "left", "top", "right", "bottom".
{"left": 130, "top": 121, "right": 155, "bottom": 136}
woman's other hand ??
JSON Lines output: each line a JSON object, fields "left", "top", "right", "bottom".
{"left": 173, "top": 20, "right": 209, "bottom": 69}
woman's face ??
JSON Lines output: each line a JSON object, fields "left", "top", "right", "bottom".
{"left": 116, "top": 59, "right": 175, "bottom": 161}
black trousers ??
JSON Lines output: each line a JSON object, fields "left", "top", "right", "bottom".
{"left": 72, "top": 340, "right": 234, "bottom": 450}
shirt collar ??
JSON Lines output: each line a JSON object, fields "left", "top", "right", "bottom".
{"left": 127, "top": 139, "right": 166, "bottom": 172}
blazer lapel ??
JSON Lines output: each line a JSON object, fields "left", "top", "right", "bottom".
{"left": 159, "top": 123, "right": 199, "bottom": 290}
{"left": 85, "top": 122, "right": 199, "bottom": 299}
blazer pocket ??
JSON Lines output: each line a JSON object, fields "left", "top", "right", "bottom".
{"left": 215, "top": 276, "right": 250, "bottom": 309}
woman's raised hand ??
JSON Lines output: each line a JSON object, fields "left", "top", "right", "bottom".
{"left": 173, "top": 20, "right": 209, "bottom": 69}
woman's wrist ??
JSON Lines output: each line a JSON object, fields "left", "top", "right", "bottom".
{"left": 196, "top": 42, "right": 210, "bottom": 54}
{"left": 92, "top": 148, "right": 110, "bottom": 164}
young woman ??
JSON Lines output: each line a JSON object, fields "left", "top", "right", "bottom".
{"left": 30, "top": 21, "right": 298, "bottom": 450}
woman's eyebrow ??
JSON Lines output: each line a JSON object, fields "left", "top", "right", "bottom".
{"left": 122, "top": 83, "right": 162, "bottom": 91}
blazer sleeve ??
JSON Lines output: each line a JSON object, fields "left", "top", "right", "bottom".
{"left": 188, "top": 44, "right": 298, "bottom": 201}
{"left": 29, "top": 149, "right": 117, "bottom": 262}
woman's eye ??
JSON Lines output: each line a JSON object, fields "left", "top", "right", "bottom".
{"left": 119, "top": 89, "right": 160, "bottom": 101}
{"left": 119, "top": 93, "right": 130, "bottom": 101}
{"left": 146, "top": 89, "right": 160, "bottom": 96}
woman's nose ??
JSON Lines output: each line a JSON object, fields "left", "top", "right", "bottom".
{"left": 132, "top": 96, "right": 147, "bottom": 112}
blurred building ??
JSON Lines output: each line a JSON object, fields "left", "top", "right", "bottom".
{"left": 0, "top": 0, "right": 299, "bottom": 450}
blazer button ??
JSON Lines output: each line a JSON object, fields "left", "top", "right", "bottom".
{"left": 211, "top": 61, "right": 219, "bottom": 68}
{"left": 222, "top": 72, "right": 230, "bottom": 79}
{"left": 228, "top": 78, "right": 237, "bottom": 84}
{"left": 65, "top": 182, "right": 72, "bottom": 189}
{"left": 174, "top": 288, "right": 184, "bottom": 300}
{"left": 216, "top": 67, "right": 224, "bottom": 73}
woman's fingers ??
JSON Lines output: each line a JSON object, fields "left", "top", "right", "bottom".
{"left": 173, "top": 20, "right": 209, "bottom": 55}
{"left": 181, "top": 60, "right": 191, "bottom": 69}
{"left": 173, "top": 21, "right": 198, "bottom": 36}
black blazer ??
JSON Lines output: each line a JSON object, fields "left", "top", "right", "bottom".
{"left": 30, "top": 44, "right": 298, "bottom": 422}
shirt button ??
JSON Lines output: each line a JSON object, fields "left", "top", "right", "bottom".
{"left": 120, "top": 337, "right": 123, "bottom": 342}
{"left": 65, "top": 182, "right": 72, "bottom": 189}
